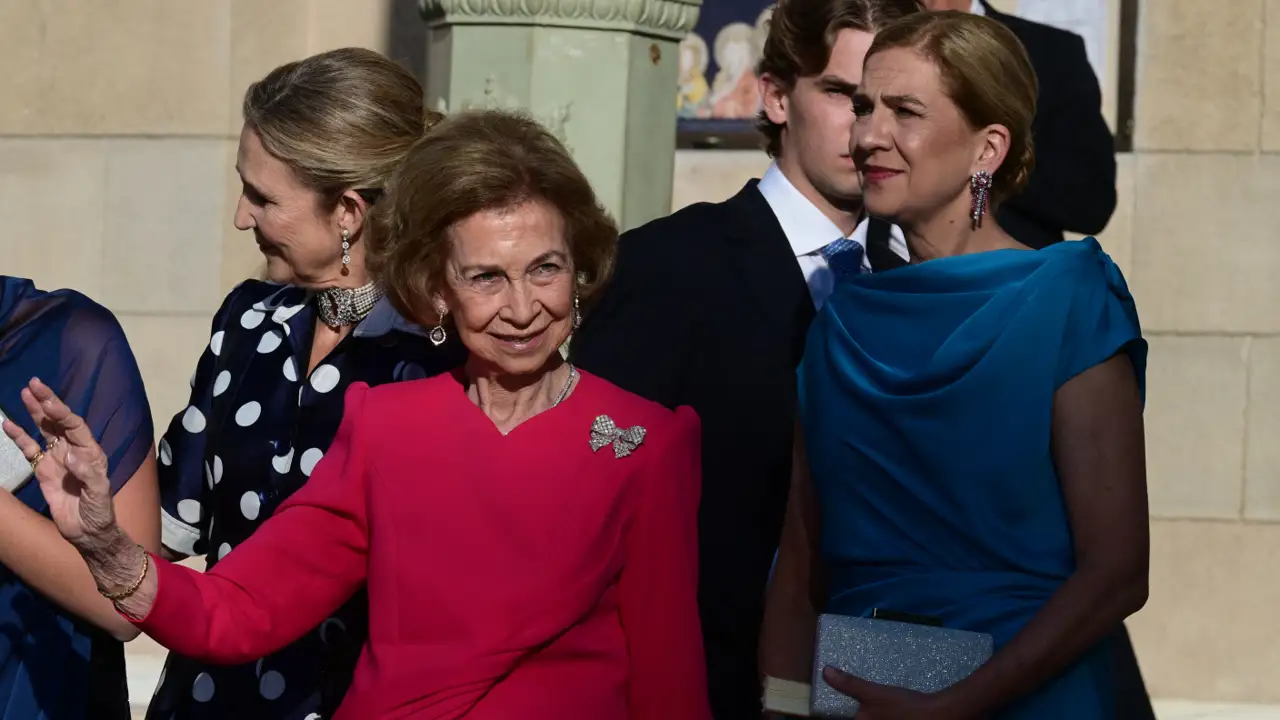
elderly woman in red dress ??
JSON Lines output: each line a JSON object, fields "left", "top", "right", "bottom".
{"left": 4, "top": 110, "right": 711, "bottom": 720}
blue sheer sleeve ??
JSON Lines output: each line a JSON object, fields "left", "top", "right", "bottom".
{"left": 55, "top": 302, "right": 154, "bottom": 494}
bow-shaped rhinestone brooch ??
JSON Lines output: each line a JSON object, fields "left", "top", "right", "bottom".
{"left": 589, "top": 415, "right": 646, "bottom": 458}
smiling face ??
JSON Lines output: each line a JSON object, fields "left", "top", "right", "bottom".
{"left": 437, "top": 199, "right": 575, "bottom": 378}
{"left": 761, "top": 28, "right": 876, "bottom": 207}
{"left": 850, "top": 46, "right": 1007, "bottom": 226}
{"left": 233, "top": 125, "right": 352, "bottom": 286}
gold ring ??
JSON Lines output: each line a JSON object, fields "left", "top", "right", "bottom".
{"left": 29, "top": 451, "right": 45, "bottom": 472}
{"left": 47, "top": 437, "right": 62, "bottom": 451}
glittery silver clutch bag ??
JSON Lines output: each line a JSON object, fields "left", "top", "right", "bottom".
{"left": 0, "top": 406, "right": 33, "bottom": 493}
{"left": 810, "top": 613, "right": 993, "bottom": 717}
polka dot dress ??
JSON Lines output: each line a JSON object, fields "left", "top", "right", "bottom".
{"left": 150, "top": 281, "right": 463, "bottom": 720}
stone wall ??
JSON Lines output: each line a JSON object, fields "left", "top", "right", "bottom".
{"left": 669, "top": 1, "right": 1280, "bottom": 703}
{"left": 1, "top": 0, "right": 408, "bottom": 432}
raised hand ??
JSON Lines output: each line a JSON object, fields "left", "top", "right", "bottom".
{"left": 1, "top": 377, "right": 116, "bottom": 548}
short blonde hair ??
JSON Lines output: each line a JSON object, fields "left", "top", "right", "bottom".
{"left": 866, "top": 11, "right": 1038, "bottom": 202}
{"left": 242, "top": 48, "right": 441, "bottom": 209}
{"left": 369, "top": 110, "right": 618, "bottom": 325}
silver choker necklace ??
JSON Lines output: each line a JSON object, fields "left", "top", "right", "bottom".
{"left": 315, "top": 282, "right": 383, "bottom": 329}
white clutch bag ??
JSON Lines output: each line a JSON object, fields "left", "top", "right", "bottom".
{"left": 0, "top": 406, "right": 34, "bottom": 493}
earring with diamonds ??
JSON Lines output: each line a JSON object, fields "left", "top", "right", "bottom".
{"left": 969, "top": 170, "right": 993, "bottom": 229}
{"left": 429, "top": 309, "right": 447, "bottom": 347}
{"left": 340, "top": 229, "right": 351, "bottom": 276}
{"left": 572, "top": 293, "right": 581, "bottom": 330}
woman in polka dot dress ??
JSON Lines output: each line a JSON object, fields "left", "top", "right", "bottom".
{"left": 147, "top": 50, "right": 463, "bottom": 719}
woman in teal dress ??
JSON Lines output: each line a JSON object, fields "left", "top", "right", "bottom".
{"left": 761, "top": 12, "right": 1149, "bottom": 719}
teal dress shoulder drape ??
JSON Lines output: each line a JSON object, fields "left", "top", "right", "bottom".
{"left": 798, "top": 239, "right": 1146, "bottom": 718}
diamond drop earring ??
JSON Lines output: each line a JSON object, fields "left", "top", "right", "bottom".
{"left": 340, "top": 229, "right": 351, "bottom": 276}
{"left": 429, "top": 309, "right": 447, "bottom": 347}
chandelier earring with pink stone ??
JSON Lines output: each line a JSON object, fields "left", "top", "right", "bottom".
{"left": 969, "top": 170, "right": 993, "bottom": 229}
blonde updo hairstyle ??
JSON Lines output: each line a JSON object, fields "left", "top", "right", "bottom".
{"left": 866, "top": 11, "right": 1038, "bottom": 203}
{"left": 241, "top": 47, "right": 442, "bottom": 216}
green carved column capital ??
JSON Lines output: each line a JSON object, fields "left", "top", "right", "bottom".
{"left": 419, "top": 0, "right": 702, "bottom": 41}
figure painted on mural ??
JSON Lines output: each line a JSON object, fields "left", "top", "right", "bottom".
{"left": 764, "top": 12, "right": 1148, "bottom": 719}
{"left": 145, "top": 48, "right": 464, "bottom": 720}
{"left": 0, "top": 276, "right": 158, "bottom": 720}
{"left": 572, "top": 1, "right": 924, "bottom": 717}
{"left": 678, "top": 33, "right": 711, "bottom": 118}
{"left": 6, "top": 109, "right": 711, "bottom": 720}
{"left": 709, "top": 22, "right": 763, "bottom": 118}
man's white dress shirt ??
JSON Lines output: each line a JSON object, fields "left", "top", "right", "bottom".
{"left": 756, "top": 163, "right": 908, "bottom": 309}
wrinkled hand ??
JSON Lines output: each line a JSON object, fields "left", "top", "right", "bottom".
{"left": 1, "top": 378, "right": 116, "bottom": 548}
{"left": 822, "top": 667, "right": 960, "bottom": 720}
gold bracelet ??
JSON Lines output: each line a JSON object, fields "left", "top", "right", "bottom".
{"left": 99, "top": 544, "right": 150, "bottom": 601}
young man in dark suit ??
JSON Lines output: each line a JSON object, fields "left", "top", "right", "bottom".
{"left": 570, "top": 1, "right": 921, "bottom": 717}
{"left": 927, "top": 0, "right": 1118, "bottom": 248}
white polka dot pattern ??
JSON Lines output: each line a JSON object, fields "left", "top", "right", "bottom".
{"left": 272, "top": 448, "right": 294, "bottom": 474}
{"left": 176, "top": 499, "right": 202, "bottom": 524}
{"left": 149, "top": 282, "right": 459, "bottom": 717}
{"left": 192, "top": 672, "right": 215, "bottom": 702}
{"left": 273, "top": 304, "right": 305, "bottom": 324}
{"left": 235, "top": 401, "right": 262, "bottom": 427}
{"left": 240, "top": 309, "right": 265, "bottom": 330}
{"left": 240, "top": 491, "right": 261, "bottom": 521}
{"left": 212, "top": 370, "right": 231, "bottom": 397}
{"left": 257, "top": 330, "right": 283, "bottom": 354}
{"left": 181, "top": 406, "right": 206, "bottom": 434}
{"left": 309, "top": 364, "right": 341, "bottom": 393}
{"left": 259, "top": 670, "right": 286, "bottom": 700}
{"left": 299, "top": 448, "right": 324, "bottom": 477}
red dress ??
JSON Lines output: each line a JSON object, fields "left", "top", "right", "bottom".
{"left": 133, "top": 370, "right": 710, "bottom": 719}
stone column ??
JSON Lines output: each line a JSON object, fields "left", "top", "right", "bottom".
{"left": 419, "top": 0, "right": 701, "bottom": 231}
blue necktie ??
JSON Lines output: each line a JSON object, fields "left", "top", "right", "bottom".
{"left": 820, "top": 238, "right": 865, "bottom": 278}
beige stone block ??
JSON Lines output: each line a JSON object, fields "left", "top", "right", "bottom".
{"left": 1144, "top": 336, "right": 1248, "bottom": 520}
{"left": 1128, "top": 519, "right": 1280, "bottom": 702}
{"left": 1261, "top": 0, "right": 1280, "bottom": 150}
{"left": 229, "top": 0, "right": 311, "bottom": 136}
{"left": 306, "top": 0, "right": 393, "bottom": 54}
{"left": 101, "top": 140, "right": 229, "bottom": 315}
{"left": 0, "top": 1, "right": 231, "bottom": 135}
{"left": 0, "top": 139, "right": 106, "bottom": 296}
{"left": 1131, "top": 154, "right": 1280, "bottom": 334}
{"left": 116, "top": 313, "right": 214, "bottom": 437}
{"left": 1134, "top": 0, "right": 1263, "bottom": 151}
{"left": 1077, "top": 152, "right": 1135, "bottom": 277}
{"left": 671, "top": 150, "right": 770, "bottom": 212}
{"left": 1245, "top": 338, "right": 1280, "bottom": 520}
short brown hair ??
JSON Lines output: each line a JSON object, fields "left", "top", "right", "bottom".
{"left": 369, "top": 110, "right": 618, "bottom": 325}
{"left": 756, "top": 0, "right": 924, "bottom": 157}
{"left": 866, "top": 11, "right": 1037, "bottom": 202}
{"left": 242, "top": 48, "right": 441, "bottom": 210}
